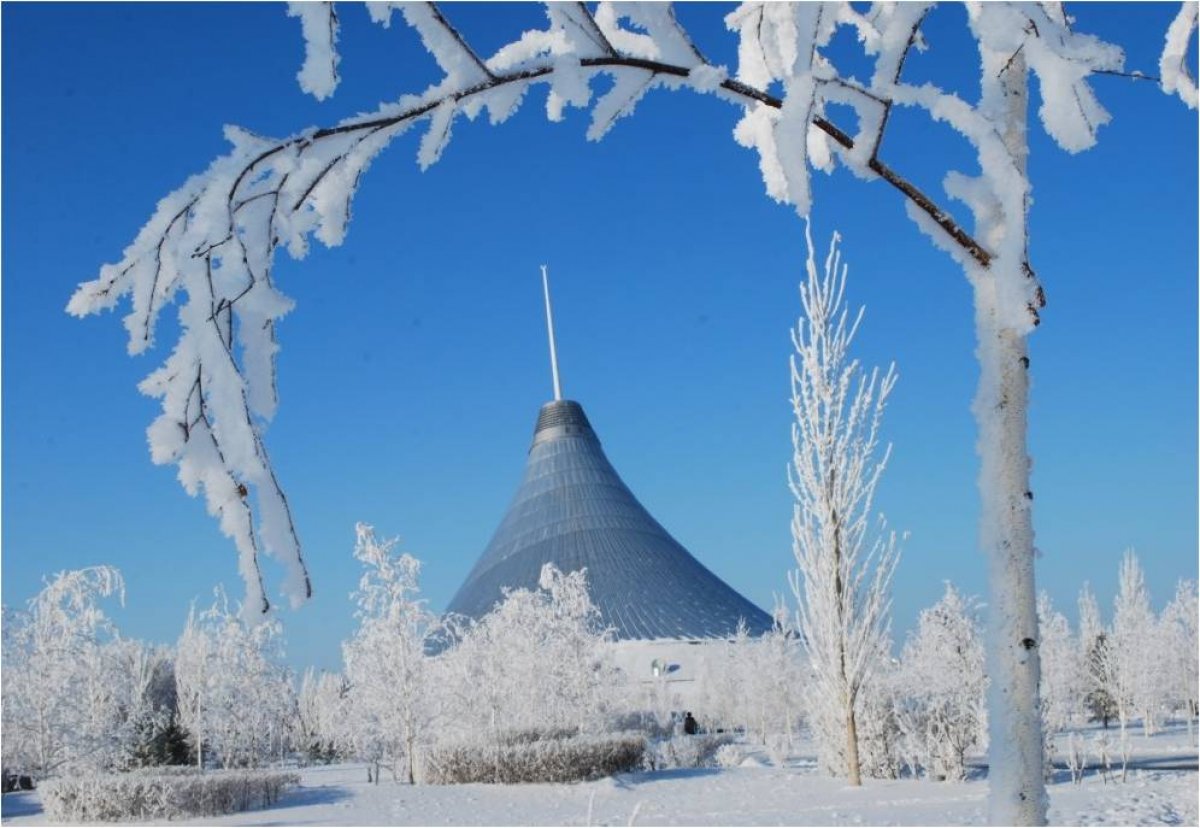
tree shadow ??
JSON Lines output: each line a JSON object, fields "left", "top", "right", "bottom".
{"left": 269, "top": 784, "right": 355, "bottom": 809}
{"left": 616, "top": 767, "right": 722, "bottom": 787}
{"left": 0, "top": 791, "right": 42, "bottom": 819}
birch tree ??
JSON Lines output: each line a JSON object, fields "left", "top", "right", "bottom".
{"left": 789, "top": 227, "right": 898, "bottom": 786}
{"left": 66, "top": 3, "right": 1197, "bottom": 822}
{"left": 174, "top": 589, "right": 293, "bottom": 770}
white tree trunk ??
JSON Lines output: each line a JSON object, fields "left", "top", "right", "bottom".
{"left": 976, "top": 51, "right": 1047, "bottom": 826}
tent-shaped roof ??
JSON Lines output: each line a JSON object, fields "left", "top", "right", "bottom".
{"left": 445, "top": 399, "right": 774, "bottom": 640}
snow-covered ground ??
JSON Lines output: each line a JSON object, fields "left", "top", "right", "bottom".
{"left": 3, "top": 727, "right": 1195, "bottom": 826}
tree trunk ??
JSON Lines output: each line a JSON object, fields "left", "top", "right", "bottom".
{"left": 846, "top": 701, "right": 862, "bottom": 787}
{"left": 976, "top": 50, "right": 1047, "bottom": 827}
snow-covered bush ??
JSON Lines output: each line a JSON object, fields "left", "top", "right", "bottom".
{"left": 174, "top": 589, "right": 293, "bottom": 769}
{"left": 433, "top": 564, "right": 625, "bottom": 746}
{"left": 40, "top": 769, "right": 298, "bottom": 823}
{"left": 644, "top": 733, "right": 736, "bottom": 771}
{"left": 419, "top": 733, "right": 644, "bottom": 785}
{"left": 714, "top": 743, "right": 745, "bottom": 769}
{"left": 893, "top": 585, "right": 986, "bottom": 781}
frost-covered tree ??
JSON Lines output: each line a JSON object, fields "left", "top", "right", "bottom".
{"left": 745, "top": 629, "right": 807, "bottom": 751}
{"left": 698, "top": 625, "right": 806, "bottom": 750}
{"left": 1109, "top": 550, "right": 1162, "bottom": 737}
{"left": 174, "top": 589, "right": 294, "bottom": 769}
{"left": 0, "top": 567, "right": 159, "bottom": 777}
{"left": 1160, "top": 580, "right": 1199, "bottom": 740}
{"left": 342, "top": 523, "right": 438, "bottom": 783}
{"left": 66, "top": 4, "right": 1197, "bottom": 821}
{"left": 1077, "top": 582, "right": 1117, "bottom": 728}
{"left": 893, "top": 584, "right": 986, "bottom": 782}
{"left": 1036, "top": 591, "right": 1081, "bottom": 773}
{"left": 296, "top": 668, "right": 350, "bottom": 765}
{"left": 435, "top": 564, "right": 623, "bottom": 746}
{"left": 789, "top": 228, "right": 898, "bottom": 786}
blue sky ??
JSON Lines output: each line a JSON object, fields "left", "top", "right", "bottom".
{"left": 3, "top": 3, "right": 1196, "bottom": 672}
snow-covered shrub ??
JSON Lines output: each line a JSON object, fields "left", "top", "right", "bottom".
{"left": 714, "top": 743, "right": 745, "bottom": 769}
{"left": 643, "top": 733, "right": 735, "bottom": 771}
{"left": 494, "top": 727, "right": 580, "bottom": 746}
{"left": 607, "top": 711, "right": 671, "bottom": 741}
{"left": 893, "top": 585, "right": 986, "bottom": 781}
{"left": 40, "top": 769, "right": 298, "bottom": 823}
{"left": 174, "top": 589, "right": 293, "bottom": 770}
{"left": 419, "top": 733, "right": 644, "bottom": 785}
{"left": 433, "top": 564, "right": 625, "bottom": 745}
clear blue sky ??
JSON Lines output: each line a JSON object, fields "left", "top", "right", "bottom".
{"left": 3, "top": 3, "right": 1196, "bottom": 672}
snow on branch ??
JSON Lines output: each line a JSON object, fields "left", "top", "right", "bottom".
{"left": 288, "top": 3, "right": 341, "bottom": 101}
{"left": 69, "top": 2, "right": 1194, "bottom": 610}
{"left": 1161, "top": 3, "right": 1199, "bottom": 108}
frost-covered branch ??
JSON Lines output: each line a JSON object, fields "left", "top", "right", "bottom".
{"left": 70, "top": 2, "right": 1196, "bottom": 619}
{"left": 1161, "top": 2, "right": 1199, "bottom": 107}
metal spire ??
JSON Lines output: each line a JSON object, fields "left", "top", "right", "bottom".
{"left": 540, "top": 265, "right": 562, "bottom": 402}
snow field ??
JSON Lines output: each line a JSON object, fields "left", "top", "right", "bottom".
{"left": 3, "top": 728, "right": 1194, "bottom": 827}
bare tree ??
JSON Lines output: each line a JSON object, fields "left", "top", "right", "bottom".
{"left": 788, "top": 227, "right": 898, "bottom": 786}
{"left": 66, "top": 3, "right": 1196, "bottom": 821}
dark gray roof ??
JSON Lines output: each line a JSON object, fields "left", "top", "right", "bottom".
{"left": 445, "top": 400, "right": 774, "bottom": 640}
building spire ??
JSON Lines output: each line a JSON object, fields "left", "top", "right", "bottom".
{"left": 540, "top": 265, "right": 563, "bottom": 402}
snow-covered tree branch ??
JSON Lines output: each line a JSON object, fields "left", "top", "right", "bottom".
{"left": 63, "top": 1, "right": 1121, "bottom": 612}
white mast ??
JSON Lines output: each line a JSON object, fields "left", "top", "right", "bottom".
{"left": 540, "top": 265, "right": 563, "bottom": 402}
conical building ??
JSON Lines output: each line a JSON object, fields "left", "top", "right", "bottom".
{"left": 445, "top": 397, "right": 774, "bottom": 640}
